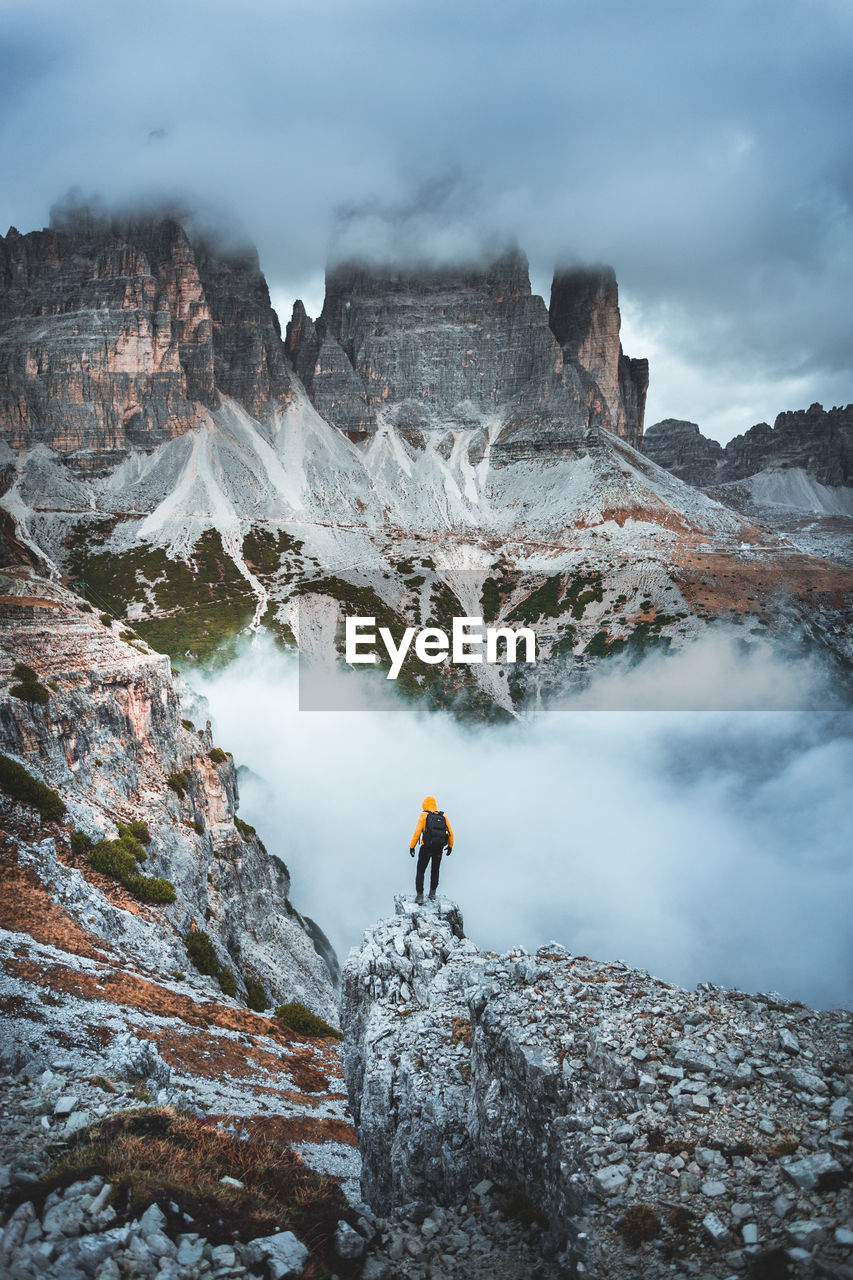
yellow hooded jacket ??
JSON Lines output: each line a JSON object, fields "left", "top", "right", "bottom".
{"left": 410, "top": 795, "right": 454, "bottom": 852}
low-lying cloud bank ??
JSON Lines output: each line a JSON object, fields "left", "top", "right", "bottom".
{"left": 191, "top": 631, "right": 853, "bottom": 1010}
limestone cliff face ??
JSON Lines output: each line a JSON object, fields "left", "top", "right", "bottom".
{"left": 0, "top": 533, "right": 335, "bottom": 1020}
{"left": 549, "top": 266, "right": 648, "bottom": 448}
{"left": 645, "top": 405, "right": 853, "bottom": 489}
{"left": 0, "top": 212, "right": 293, "bottom": 467}
{"left": 641, "top": 419, "right": 725, "bottom": 486}
{"left": 722, "top": 404, "right": 853, "bottom": 487}
{"left": 0, "top": 204, "right": 647, "bottom": 473}
{"left": 342, "top": 897, "right": 853, "bottom": 1278}
{"left": 286, "top": 252, "right": 606, "bottom": 460}
{"left": 193, "top": 237, "right": 293, "bottom": 417}
{"left": 284, "top": 299, "right": 373, "bottom": 437}
{"left": 287, "top": 253, "right": 649, "bottom": 459}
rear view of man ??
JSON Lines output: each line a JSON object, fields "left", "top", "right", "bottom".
{"left": 409, "top": 795, "right": 454, "bottom": 903}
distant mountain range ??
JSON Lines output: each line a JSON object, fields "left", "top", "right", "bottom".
{"left": 1, "top": 207, "right": 851, "bottom": 710}
{"left": 644, "top": 407, "right": 852, "bottom": 494}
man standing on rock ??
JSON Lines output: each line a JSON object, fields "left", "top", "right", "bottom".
{"left": 409, "top": 795, "right": 454, "bottom": 903}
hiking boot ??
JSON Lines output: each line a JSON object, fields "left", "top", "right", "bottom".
{"left": 428, "top": 889, "right": 436, "bottom": 900}
{"left": 415, "top": 892, "right": 424, "bottom": 904}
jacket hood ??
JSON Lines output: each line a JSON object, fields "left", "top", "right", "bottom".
{"left": 422, "top": 795, "right": 438, "bottom": 812}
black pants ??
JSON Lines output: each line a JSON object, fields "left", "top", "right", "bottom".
{"left": 416, "top": 844, "right": 443, "bottom": 894}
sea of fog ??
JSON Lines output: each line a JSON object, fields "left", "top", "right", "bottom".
{"left": 189, "top": 631, "right": 853, "bottom": 1011}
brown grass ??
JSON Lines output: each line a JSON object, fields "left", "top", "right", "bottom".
{"left": 4, "top": 956, "right": 334, "bottom": 1049}
{"left": 0, "top": 992, "right": 45, "bottom": 1020}
{"left": 231, "top": 1114, "right": 358, "bottom": 1147}
{"left": 448, "top": 1017, "right": 473, "bottom": 1049}
{"left": 671, "top": 548, "right": 853, "bottom": 618}
{"left": 34, "top": 1108, "right": 357, "bottom": 1263}
{"left": 769, "top": 1134, "right": 800, "bottom": 1158}
{"left": 0, "top": 845, "right": 112, "bottom": 961}
{"left": 4, "top": 956, "right": 340, "bottom": 1102}
{"left": 133, "top": 1025, "right": 331, "bottom": 1094}
{"left": 618, "top": 1203, "right": 661, "bottom": 1245}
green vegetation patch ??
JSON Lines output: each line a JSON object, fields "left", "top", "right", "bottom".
{"left": 275, "top": 1001, "right": 341, "bottom": 1040}
{"left": 427, "top": 580, "right": 460, "bottom": 632}
{"left": 118, "top": 819, "right": 151, "bottom": 845}
{"left": 295, "top": 575, "right": 404, "bottom": 637}
{"left": 242, "top": 527, "right": 305, "bottom": 575}
{"left": 0, "top": 755, "right": 65, "bottom": 822}
{"left": 185, "top": 931, "right": 259, "bottom": 1007}
{"left": 235, "top": 816, "right": 267, "bottom": 855}
{"left": 207, "top": 747, "right": 228, "bottom": 765}
{"left": 585, "top": 617, "right": 674, "bottom": 661}
{"left": 284, "top": 898, "right": 305, "bottom": 925}
{"left": 480, "top": 559, "right": 520, "bottom": 623}
{"left": 185, "top": 929, "right": 221, "bottom": 978}
{"left": 266, "top": 615, "right": 297, "bottom": 649}
{"left": 70, "top": 830, "right": 94, "bottom": 857}
{"left": 218, "top": 967, "right": 237, "bottom": 998}
{"left": 67, "top": 528, "right": 258, "bottom": 664}
{"left": 9, "top": 662, "right": 50, "bottom": 706}
{"left": 507, "top": 571, "right": 604, "bottom": 626}
{"left": 244, "top": 976, "right": 268, "bottom": 1012}
{"left": 583, "top": 629, "right": 612, "bottom": 659}
{"left": 167, "top": 770, "right": 190, "bottom": 798}
{"left": 89, "top": 842, "right": 138, "bottom": 881}
{"left": 551, "top": 627, "right": 577, "bottom": 657}
{"left": 123, "top": 874, "right": 176, "bottom": 905}
{"left": 88, "top": 829, "right": 176, "bottom": 906}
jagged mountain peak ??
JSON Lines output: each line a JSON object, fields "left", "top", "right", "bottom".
{"left": 0, "top": 211, "right": 293, "bottom": 464}
{"left": 645, "top": 406, "right": 853, "bottom": 492}
{"left": 286, "top": 246, "right": 570, "bottom": 443}
{"left": 2, "top": 206, "right": 851, "bottom": 708}
{"left": 287, "top": 246, "right": 649, "bottom": 455}
{"left": 549, "top": 263, "right": 648, "bottom": 448}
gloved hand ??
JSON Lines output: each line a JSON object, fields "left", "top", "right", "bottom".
{"left": 409, "top": 847, "right": 415, "bottom": 858}
{"left": 446, "top": 847, "right": 452, "bottom": 857}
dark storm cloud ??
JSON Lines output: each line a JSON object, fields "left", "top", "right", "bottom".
{"left": 1, "top": 0, "right": 852, "bottom": 439}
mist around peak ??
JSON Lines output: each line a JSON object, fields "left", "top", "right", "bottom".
{"left": 188, "top": 629, "right": 853, "bottom": 1013}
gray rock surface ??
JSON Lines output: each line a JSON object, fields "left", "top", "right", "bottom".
{"left": 642, "top": 419, "right": 724, "bottom": 486}
{"left": 645, "top": 404, "right": 853, "bottom": 490}
{"left": 104, "top": 1034, "right": 172, "bottom": 1089}
{"left": 0, "top": 567, "right": 337, "bottom": 1022}
{"left": 245, "top": 1229, "right": 309, "bottom": 1277}
{"left": 549, "top": 266, "right": 648, "bottom": 448}
{"left": 287, "top": 251, "right": 649, "bottom": 460}
{"left": 342, "top": 896, "right": 853, "bottom": 1278}
{"left": 0, "top": 208, "right": 293, "bottom": 467}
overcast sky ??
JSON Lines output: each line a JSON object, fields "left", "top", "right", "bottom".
{"left": 2, "top": 0, "right": 852, "bottom": 442}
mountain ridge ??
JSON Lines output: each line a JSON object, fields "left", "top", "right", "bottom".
{"left": 644, "top": 406, "right": 853, "bottom": 492}
{"left": 1, "top": 207, "right": 851, "bottom": 711}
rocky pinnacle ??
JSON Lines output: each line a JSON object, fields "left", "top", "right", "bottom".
{"left": 341, "top": 896, "right": 853, "bottom": 1278}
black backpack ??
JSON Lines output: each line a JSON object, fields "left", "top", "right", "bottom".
{"left": 423, "top": 810, "right": 448, "bottom": 851}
